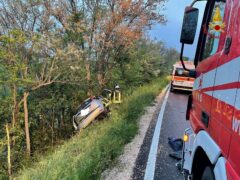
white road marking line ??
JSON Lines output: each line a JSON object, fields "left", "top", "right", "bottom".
{"left": 144, "top": 86, "right": 170, "bottom": 180}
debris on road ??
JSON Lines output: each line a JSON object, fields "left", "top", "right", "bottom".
{"left": 168, "top": 137, "right": 183, "bottom": 152}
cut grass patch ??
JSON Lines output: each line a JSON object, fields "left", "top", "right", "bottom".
{"left": 17, "top": 77, "right": 169, "bottom": 180}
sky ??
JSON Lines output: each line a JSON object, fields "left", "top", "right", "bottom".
{"left": 149, "top": 0, "right": 207, "bottom": 60}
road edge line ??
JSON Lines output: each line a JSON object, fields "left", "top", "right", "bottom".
{"left": 144, "top": 85, "right": 170, "bottom": 180}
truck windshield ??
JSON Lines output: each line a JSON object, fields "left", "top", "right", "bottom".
{"left": 174, "top": 68, "right": 192, "bottom": 77}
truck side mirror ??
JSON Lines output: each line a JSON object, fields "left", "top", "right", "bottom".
{"left": 180, "top": 7, "right": 199, "bottom": 44}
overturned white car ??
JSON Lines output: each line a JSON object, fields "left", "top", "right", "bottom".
{"left": 73, "top": 97, "right": 107, "bottom": 131}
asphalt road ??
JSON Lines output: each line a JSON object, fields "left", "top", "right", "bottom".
{"left": 133, "top": 90, "right": 190, "bottom": 180}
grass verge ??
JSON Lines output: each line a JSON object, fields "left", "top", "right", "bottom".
{"left": 17, "top": 77, "right": 168, "bottom": 180}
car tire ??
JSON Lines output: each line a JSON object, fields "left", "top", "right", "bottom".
{"left": 201, "top": 166, "right": 215, "bottom": 180}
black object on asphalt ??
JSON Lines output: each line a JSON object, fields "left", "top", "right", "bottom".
{"left": 168, "top": 137, "right": 183, "bottom": 152}
{"left": 169, "top": 152, "right": 182, "bottom": 160}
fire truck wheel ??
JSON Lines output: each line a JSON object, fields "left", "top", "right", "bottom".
{"left": 201, "top": 166, "right": 215, "bottom": 180}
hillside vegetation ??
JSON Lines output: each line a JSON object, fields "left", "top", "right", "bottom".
{"left": 17, "top": 77, "right": 168, "bottom": 180}
{"left": 0, "top": 0, "right": 178, "bottom": 178}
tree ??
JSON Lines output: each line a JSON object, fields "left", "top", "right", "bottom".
{"left": 0, "top": 29, "right": 59, "bottom": 156}
{"left": 45, "top": 0, "right": 166, "bottom": 90}
{"left": 0, "top": 0, "right": 76, "bottom": 156}
{"left": 0, "top": 0, "right": 171, "bottom": 176}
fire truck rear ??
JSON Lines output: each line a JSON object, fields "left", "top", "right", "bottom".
{"left": 171, "top": 61, "right": 195, "bottom": 92}
{"left": 177, "top": 0, "right": 240, "bottom": 179}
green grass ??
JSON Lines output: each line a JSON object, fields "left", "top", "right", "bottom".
{"left": 17, "top": 77, "right": 168, "bottom": 180}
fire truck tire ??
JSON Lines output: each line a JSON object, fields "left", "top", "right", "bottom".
{"left": 170, "top": 84, "right": 174, "bottom": 92}
{"left": 201, "top": 166, "right": 215, "bottom": 180}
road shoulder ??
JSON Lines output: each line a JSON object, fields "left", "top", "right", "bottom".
{"left": 101, "top": 86, "right": 168, "bottom": 180}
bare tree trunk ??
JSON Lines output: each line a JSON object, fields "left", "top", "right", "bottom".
{"left": 85, "top": 0, "right": 99, "bottom": 96}
{"left": 51, "top": 108, "right": 55, "bottom": 146}
{"left": 12, "top": 84, "right": 17, "bottom": 128}
{"left": 23, "top": 92, "right": 31, "bottom": 157}
{"left": 85, "top": 62, "right": 92, "bottom": 96}
{"left": 6, "top": 124, "right": 11, "bottom": 177}
{"left": 97, "top": 73, "right": 105, "bottom": 89}
{"left": 97, "top": 61, "right": 105, "bottom": 89}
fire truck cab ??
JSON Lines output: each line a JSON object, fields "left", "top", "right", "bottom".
{"left": 179, "top": 0, "right": 240, "bottom": 179}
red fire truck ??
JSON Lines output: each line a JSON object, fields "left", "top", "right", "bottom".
{"left": 178, "top": 0, "right": 240, "bottom": 179}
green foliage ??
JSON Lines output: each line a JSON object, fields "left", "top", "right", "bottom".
{"left": 17, "top": 77, "right": 169, "bottom": 180}
{"left": 0, "top": 1, "right": 178, "bottom": 177}
{"left": 183, "top": 56, "right": 190, "bottom": 61}
{"left": 0, "top": 31, "right": 178, "bottom": 177}
{"left": 108, "top": 39, "right": 179, "bottom": 90}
